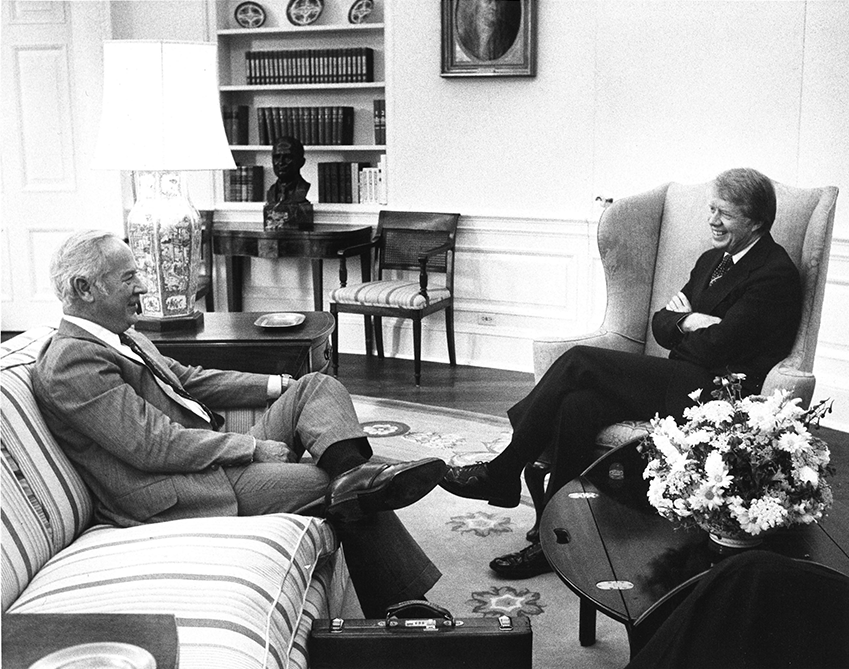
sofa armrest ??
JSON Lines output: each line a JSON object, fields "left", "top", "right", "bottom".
{"left": 533, "top": 330, "right": 645, "bottom": 382}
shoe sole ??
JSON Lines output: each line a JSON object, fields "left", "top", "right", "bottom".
{"left": 328, "top": 458, "right": 448, "bottom": 523}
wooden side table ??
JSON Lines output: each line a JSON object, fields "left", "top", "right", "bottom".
{"left": 213, "top": 225, "right": 372, "bottom": 312}
{"left": 1, "top": 613, "right": 179, "bottom": 669}
{"left": 540, "top": 440, "right": 849, "bottom": 657}
{"left": 146, "top": 311, "right": 334, "bottom": 378}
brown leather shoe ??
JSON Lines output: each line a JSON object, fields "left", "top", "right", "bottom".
{"left": 325, "top": 458, "right": 447, "bottom": 523}
{"left": 438, "top": 462, "right": 520, "bottom": 508}
{"left": 489, "top": 543, "right": 553, "bottom": 579}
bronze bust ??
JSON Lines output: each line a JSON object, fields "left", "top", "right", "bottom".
{"left": 263, "top": 136, "right": 314, "bottom": 230}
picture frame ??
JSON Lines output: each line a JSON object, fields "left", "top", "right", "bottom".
{"left": 441, "top": 0, "right": 536, "bottom": 78}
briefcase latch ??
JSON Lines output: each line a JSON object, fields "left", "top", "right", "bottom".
{"left": 330, "top": 618, "right": 345, "bottom": 633}
{"left": 498, "top": 615, "right": 513, "bottom": 631}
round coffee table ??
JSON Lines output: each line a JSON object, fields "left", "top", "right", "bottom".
{"left": 540, "top": 440, "right": 849, "bottom": 657}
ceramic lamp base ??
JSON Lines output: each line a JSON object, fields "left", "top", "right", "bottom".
{"left": 135, "top": 311, "right": 204, "bottom": 332}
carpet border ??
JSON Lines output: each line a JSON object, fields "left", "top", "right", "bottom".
{"left": 350, "top": 395, "right": 512, "bottom": 430}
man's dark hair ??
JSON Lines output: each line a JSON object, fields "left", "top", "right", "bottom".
{"left": 714, "top": 167, "right": 777, "bottom": 232}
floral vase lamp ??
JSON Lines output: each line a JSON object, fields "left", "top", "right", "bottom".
{"left": 93, "top": 41, "right": 236, "bottom": 331}
{"left": 641, "top": 374, "right": 834, "bottom": 549}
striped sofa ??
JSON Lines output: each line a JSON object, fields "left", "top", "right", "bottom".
{"left": 2, "top": 327, "right": 353, "bottom": 669}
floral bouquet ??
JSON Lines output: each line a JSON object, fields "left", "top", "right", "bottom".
{"left": 640, "top": 374, "right": 834, "bottom": 545}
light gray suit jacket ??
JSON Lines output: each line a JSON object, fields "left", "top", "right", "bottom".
{"left": 32, "top": 320, "right": 275, "bottom": 526}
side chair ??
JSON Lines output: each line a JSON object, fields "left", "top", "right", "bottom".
{"left": 329, "top": 210, "right": 461, "bottom": 386}
{"left": 525, "top": 179, "right": 839, "bottom": 542}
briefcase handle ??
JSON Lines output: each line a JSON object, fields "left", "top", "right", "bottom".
{"left": 385, "top": 599, "right": 456, "bottom": 629}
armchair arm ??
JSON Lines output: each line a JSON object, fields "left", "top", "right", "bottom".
{"left": 335, "top": 238, "right": 379, "bottom": 287}
{"left": 533, "top": 330, "right": 645, "bottom": 382}
{"left": 761, "top": 364, "right": 816, "bottom": 410}
{"left": 416, "top": 241, "right": 454, "bottom": 301}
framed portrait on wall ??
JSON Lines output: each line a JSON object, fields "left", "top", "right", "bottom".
{"left": 441, "top": 0, "right": 536, "bottom": 77}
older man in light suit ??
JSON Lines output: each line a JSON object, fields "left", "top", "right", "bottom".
{"left": 33, "top": 230, "right": 446, "bottom": 617}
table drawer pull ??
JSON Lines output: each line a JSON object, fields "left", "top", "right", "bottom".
{"left": 553, "top": 527, "right": 571, "bottom": 544}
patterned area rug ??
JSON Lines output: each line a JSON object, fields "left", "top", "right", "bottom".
{"left": 351, "top": 395, "right": 631, "bottom": 669}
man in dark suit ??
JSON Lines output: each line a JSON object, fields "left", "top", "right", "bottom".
{"left": 33, "top": 229, "right": 446, "bottom": 616}
{"left": 440, "top": 168, "right": 803, "bottom": 577}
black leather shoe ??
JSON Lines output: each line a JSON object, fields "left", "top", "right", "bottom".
{"left": 438, "top": 462, "right": 520, "bottom": 508}
{"left": 325, "top": 458, "right": 447, "bottom": 523}
{"left": 489, "top": 543, "right": 553, "bottom": 579}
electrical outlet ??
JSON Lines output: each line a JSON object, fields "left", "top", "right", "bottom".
{"left": 478, "top": 314, "right": 496, "bottom": 326}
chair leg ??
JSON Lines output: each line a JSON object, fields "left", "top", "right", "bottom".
{"left": 363, "top": 315, "right": 373, "bottom": 356}
{"left": 330, "top": 305, "right": 340, "bottom": 377}
{"left": 445, "top": 306, "right": 456, "bottom": 366}
{"left": 413, "top": 316, "right": 422, "bottom": 386}
{"left": 523, "top": 460, "right": 550, "bottom": 543}
{"left": 374, "top": 316, "right": 384, "bottom": 358}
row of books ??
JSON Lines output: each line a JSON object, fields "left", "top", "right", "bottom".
{"left": 257, "top": 106, "right": 354, "bottom": 146}
{"left": 373, "top": 99, "right": 386, "bottom": 145}
{"left": 245, "top": 47, "right": 375, "bottom": 85}
{"left": 223, "top": 166, "right": 265, "bottom": 203}
{"left": 318, "top": 158, "right": 387, "bottom": 205}
{"left": 222, "top": 105, "right": 249, "bottom": 145}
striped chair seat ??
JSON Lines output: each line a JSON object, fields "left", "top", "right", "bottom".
{"left": 329, "top": 280, "right": 451, "bottom": 310}
{"left": 7, "top": 514, "right": 340, "bottom": 669}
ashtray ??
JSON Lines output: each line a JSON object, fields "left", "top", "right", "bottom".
{"left": 254, "top": 312, "right": 306, "bottom": 328}
{"left": 29, "top": 642, "right": 156, "bottom": 669}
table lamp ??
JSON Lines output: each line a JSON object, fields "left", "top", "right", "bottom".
{"left": 93, "top": 40, "right": 236, "bottom": 331}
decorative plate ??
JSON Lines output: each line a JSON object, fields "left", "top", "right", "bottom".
{"left": 29, "top": 642, "right": 156, "bottom": 669}
{"left": 254, "top": 312, "right": 306, "bottom": 328}
{"left": 286, "top": 0, "right": 324, "bottom": 26}
{"left": 234, "top": 1, "right": 266, "bottom": 28}
{"left": 348, "top": 0, "right": 374, "bottom": 24}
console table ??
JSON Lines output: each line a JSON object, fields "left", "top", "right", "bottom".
{"left": 213, "top": 225, "right": 372, "bottom": 312}
{"left": 1, "top": 613, "right": 179, "bottom": 669}
{"left": 146, "top": 311, "right": 334, "bottom": 378}
{"left": 540, "top": 440, "right": 849, "bottom": 658}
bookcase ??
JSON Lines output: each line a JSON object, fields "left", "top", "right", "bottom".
{"left": 212, "top": 0, "right": 386, "bottom": 214}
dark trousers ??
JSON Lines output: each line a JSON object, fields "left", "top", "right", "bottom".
{"left": 503, "top": 345, "right": 714, "bottom": 498}
{"left": 625, "top": 551, "right": 849, "bottom": 669}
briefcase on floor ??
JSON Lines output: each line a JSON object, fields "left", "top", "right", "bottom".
{"left": 309, "top": 601, "right": 532, "bottom": 669}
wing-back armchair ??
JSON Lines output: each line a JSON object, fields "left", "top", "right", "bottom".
{"left": 525, "top": 179, "right": 839, "bottom": 540}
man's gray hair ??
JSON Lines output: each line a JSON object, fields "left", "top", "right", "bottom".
{"left": 51, "top": 230, "right": 123, "bottom": 307}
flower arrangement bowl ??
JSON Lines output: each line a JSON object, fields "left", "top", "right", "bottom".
{"left": 640, "top": 374, "right": 834, "bottom": 549}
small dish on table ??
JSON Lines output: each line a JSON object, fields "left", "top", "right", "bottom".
{"left": 254, "top": 312, "right": 306, "bottom": 328}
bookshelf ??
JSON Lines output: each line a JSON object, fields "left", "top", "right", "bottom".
{"left": 213, "top": 1, "right": 387, "bottom": 213}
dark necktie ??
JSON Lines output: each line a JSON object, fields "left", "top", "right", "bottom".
{"left": 709, "top": 254, "right": 733, "bottom": 287}
{"left": 120, "top": 332, "right": 222, "bottom": 429}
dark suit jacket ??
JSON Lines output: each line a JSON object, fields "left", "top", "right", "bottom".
{"left": 652, "top": 233, "right": 802, "bottom": 398}
{"left": 32, "top": 320, "right": 278, "bottom": 527}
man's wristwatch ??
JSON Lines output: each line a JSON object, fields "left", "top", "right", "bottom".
{"left": 279, "top": 373, "right": 293, "bottom": 391}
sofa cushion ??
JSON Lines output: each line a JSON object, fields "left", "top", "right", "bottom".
{"left": 7, "top": 513, "right": 340, "bottom": 669}
{"left": 1, "top": 328, "right": 93, "bottom": 551}
{"left": 2, "top": 453, "right": 53, "bottom": 612}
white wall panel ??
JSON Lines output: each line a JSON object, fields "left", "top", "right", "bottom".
{"left": 9, "top": 1, "right": 65, "bottom": 24}
{"left": 593, "top": 1, "right": 805, "bottom": 198}
{"left": 16, "top": 45, "right": 75, "bottom": 191}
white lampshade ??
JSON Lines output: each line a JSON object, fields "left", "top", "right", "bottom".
{"left": 93, "top": 40, "right": 236, "bottom": 171}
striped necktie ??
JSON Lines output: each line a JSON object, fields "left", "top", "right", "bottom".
{"left": 709, "top": 254, "right": 733, "bottom": 287}
{"left": 119, "top": 332, "right": 222, "bottom": 429}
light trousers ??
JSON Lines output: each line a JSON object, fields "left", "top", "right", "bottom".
{"left": 224, "top": 372, "right": 441, "bottom": 616}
